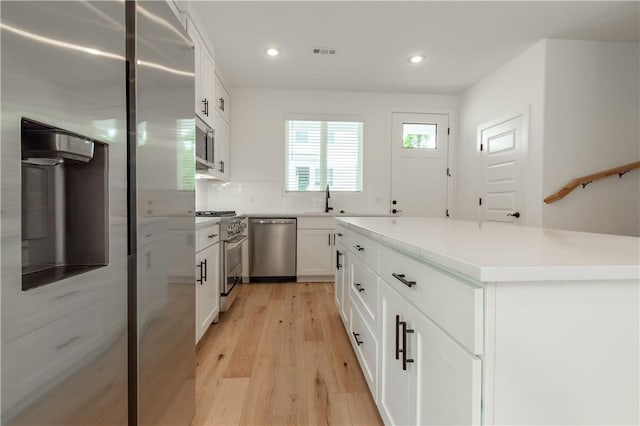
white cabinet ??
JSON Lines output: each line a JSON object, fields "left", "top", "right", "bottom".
{"left": 379, "top": 282, "right": 481, "bottom": 425}
{"left": 297, "top": 229, "right": 333, "bottom": 278}
{"left": 212, "top": 110, "right": 229, "bottom": 180}
{"left": 297, "top": 217, "right": 336, "bottom": 280}
{"left": 195, "top": 224, "right": 220, "bottom": 343}
{"left": 214, "top": 73, "right": 231, "bottom": 124}
{"left": 186, "top": 17, "right": 214, "bottom": 128}
{"left": 334, "top": 233, "right": 349, "bottom": 325}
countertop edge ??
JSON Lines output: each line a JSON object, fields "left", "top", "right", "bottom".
{"left": 336, "top": 218, "right": 640, "bottom": 283}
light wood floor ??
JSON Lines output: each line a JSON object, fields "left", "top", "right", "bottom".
{"left": 194, "top": 282, "right": 383, "bottom": 426}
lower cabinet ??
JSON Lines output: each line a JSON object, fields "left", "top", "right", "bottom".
{"left": 195, "top": 225, "right": 220, "bottom": 343}
{"left": 334, "top": 242, "right": 350, "bottom": 325}
{"left": 379, "top": 282, "right": 481, "bottom": 425}
{"left": 337, "top": 224, "right": 482, "bottom": 426}
{"left": 297, "top": 217, "right": 336, "bottom": 281}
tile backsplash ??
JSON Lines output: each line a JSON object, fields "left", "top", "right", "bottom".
{"left": 196, "top": 179, "right": 390, "bottom": 215}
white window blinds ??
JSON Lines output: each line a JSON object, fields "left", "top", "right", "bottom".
{"left": 286, "top": 119, "right": 363, "bottom": 192}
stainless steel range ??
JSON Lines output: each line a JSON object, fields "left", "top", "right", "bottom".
{"left": 196, "top": 211, "right": 247, "bottom": 311}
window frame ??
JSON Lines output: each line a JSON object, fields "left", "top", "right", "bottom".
{"left": 284, "top": 114, "right": 364, "bottom": 193}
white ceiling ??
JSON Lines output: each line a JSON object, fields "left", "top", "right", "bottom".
{"left": 192, "top": 1, "right": 640, "bottom": 94}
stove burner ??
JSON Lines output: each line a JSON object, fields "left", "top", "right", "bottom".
{"left": 196, "top": 210, "right": 236, "bottom": 217}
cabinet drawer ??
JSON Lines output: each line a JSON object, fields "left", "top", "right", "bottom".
{"left": 197, "top": 225, "right": 219, "bottom": 251}
{"left": 298, "top": 216, "right": 335, "bottom": 229}
{"left": 347, "top": 230, "right": 379, "bottom": 273}
{"left": 349, "top": 303, "right": 377, "bottom": 398}
{"left": 380, "top": 245, "right": 483, "bottom": 355}
{"left": 334, "top": 225, "right": 348, "bottom": 245}
{"left": 350, "top": 256, "right": 379, "bottom": 327}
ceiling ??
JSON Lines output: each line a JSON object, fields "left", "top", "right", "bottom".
{"left": 193, "top": 1, "right": 640, "bottom": 95}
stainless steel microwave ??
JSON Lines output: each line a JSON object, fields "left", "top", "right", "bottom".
{"left": 195, "top": 118, "right": 214, "bottom": 168}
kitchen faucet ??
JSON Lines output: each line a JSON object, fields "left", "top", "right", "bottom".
{"left": 325, "top": 184, "right": 333, "bottom": 213}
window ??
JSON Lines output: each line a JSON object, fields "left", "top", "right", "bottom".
{"left": 402, "top": 122, "right": 437, "bottom": 149}
{"left": 286, "top": 118, "right": 363, "bottom": 192}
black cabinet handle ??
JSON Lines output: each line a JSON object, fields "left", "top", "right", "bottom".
{"left": 203, "top": 258, "right": 207, "bottom": 282}
{"left": 201, "top": 98, "right": 207, "bottom": 115}
{"left": 392, "top": 273, "right": 416, "bottom": 288}
{"left": 219, "top": 160, "right": 225, "bottom": 173}
{"left": 401, "top": 321, "right": 415, "bottom": 370}
{"left": 352, "top": 244, "right": 364, "bottom": 252}
{"left": 395, "top": 315, "right": 401, "bottom": 360}
{"left": 507, "top": 211, "right": 521, "bottom": 218}
{"left": 219, "top": 97, "right": 225, "bottom": 111}
{"left": 196, "top": 262, "right": 203, "bottom": 284}
{"left": 354, "top": 282, "right": 365, "bottom": 293}
{"left": 352, "top": 331, "right": 363, "bottom": 346}
{"left": 328, "top": 233, "right": 331, "bottom": 246}
{"left": 208, "top": 234, "right": 218, "bottom": 239}
{"left": 336, "top": 250, "right": 342, "bottom": 270}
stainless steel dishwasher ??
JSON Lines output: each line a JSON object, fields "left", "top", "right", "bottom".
{"left": 249, "top": 218, "right": 297, "bottom": 282}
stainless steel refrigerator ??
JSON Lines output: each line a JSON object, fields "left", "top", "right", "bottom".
{"left": 1, "top": 2, "right": 195, "bottom": 425}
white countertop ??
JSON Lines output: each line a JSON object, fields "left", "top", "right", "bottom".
{"left": 337, "top": 217, "right": 640, "bottom": 282}
{"left": 239, "top": 212, "right": 392, "bottom": 218}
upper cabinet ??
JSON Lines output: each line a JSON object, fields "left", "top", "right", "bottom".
{"left": 183, "top": 12, "right": 231, "bottom": 181}
{"left": 186, "top": 17, "right": 215, "bottom": 129}
{"left": 214, "top": 74, "right": 231, "bottom": 124}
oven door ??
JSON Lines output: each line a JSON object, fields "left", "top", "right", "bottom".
{"left": 223, "top": 236, "right": 246, "bottom": 296}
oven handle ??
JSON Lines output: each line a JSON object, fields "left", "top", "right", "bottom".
{"left": 225, "top": 236, "right": 247, "bottom": 249}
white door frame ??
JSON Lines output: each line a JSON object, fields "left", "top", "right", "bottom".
{"left": 477, "top": 107, "right": 530, "bottom": 223}
{"left": 387, "top": 106, "right": 456, "bottom": 217}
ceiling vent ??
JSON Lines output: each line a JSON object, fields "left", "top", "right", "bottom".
{"left": 312, "top": 47, "right": 337, "bottom": 55}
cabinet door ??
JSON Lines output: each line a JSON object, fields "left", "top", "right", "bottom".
{"left": 409, "top": 308, "right": 482, "bottom": 425}
{"left": 200, "top": 48, "right": 214, "bottom": 128}
{"left": 340, "top": 249, "right": 350, "bottom": 324}
{"left": 186, "top": 21, "right": 202, "bottom": 121}
{"left": 213, "top": 111, "right": 230, "bottom": 179}
{"left": 379, "top": 283, "right": 412, "bottom": 425}
{"left": 334, "top": 246, "right": 343, "bottom": 310}
{"left": 196, "top": 243, "right": 220, "bottom": 343}
{"left": 297, "top": 229, "right": 333, "bottom": 277}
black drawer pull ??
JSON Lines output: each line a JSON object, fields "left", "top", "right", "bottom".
{"left": 395, "top": 315, "right": 401, "bottom": 360}
{"left": 392, "top": 273, "right": 416, "bottom": 288}
{"left": 336, "top": 250, "right": 342, "bottom": 270}
{"left": 354, "top": 282, "right": 365, "bottom": 293}
{"left": 196, "top": 262, "right": 203, "bottom": 284}
{"left": 353, "top": 244, "right": 364, "bottom": 251}
{"left": 208, "top": 234, "right": 218, "bottom": 239}
{"left": 401, "top": 321, "right": 415, "bottom": 370}
{"left": 352, "top": 331, "right": 363, "bottom": 346}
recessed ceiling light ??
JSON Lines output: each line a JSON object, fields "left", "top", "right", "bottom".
{"left": 409, "top": 55, "right": 425, "bottom": 64}
{"left": 265, "top": 47, "right": 280, "bottom": 57}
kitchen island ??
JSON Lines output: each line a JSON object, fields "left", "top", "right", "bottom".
{"left": 334, "top": 217, "right": 639, "bottom": 425}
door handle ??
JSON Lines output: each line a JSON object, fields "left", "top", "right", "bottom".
{"left": 354, "top": 282, "right": 365, "bottom": 293}
{"left": 392, "top": 272, "right": 416, "bottom": 288}
{"left": 392, "top": 208, "right": 403, "bottom": 214}
{"left": 352, "top": 331, "right": 363, "bottom": 346}
{"left": 203, "top": 259, "right": 208, "bottom": 282}
{"left": 401, "top": 321, "right": 415, "bottom": 370}
{"left": 507, "top": 211, "right": 521, "bottom": 218}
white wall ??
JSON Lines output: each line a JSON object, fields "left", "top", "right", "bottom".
{"left": 542, "top": 40, "right": 640, "bottom": 236}
{"left": 456, "top": 40, "right": 547, "bottom": 226}
{"left": 199, "top": 88, "right": 457, "bottom": 214}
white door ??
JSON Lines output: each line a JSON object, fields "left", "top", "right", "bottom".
{"left": 196, "top": 242, "right": 219, "bottom": 343}
{"left": 391, "top": 113, "right": 449, "bottom": 217}
{"left": 479, "top": 114, "right": 526, "bottom": 223}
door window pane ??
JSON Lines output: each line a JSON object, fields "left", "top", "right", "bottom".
{"left": 403, "top": 123, "right": 437, "bottom": 149}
